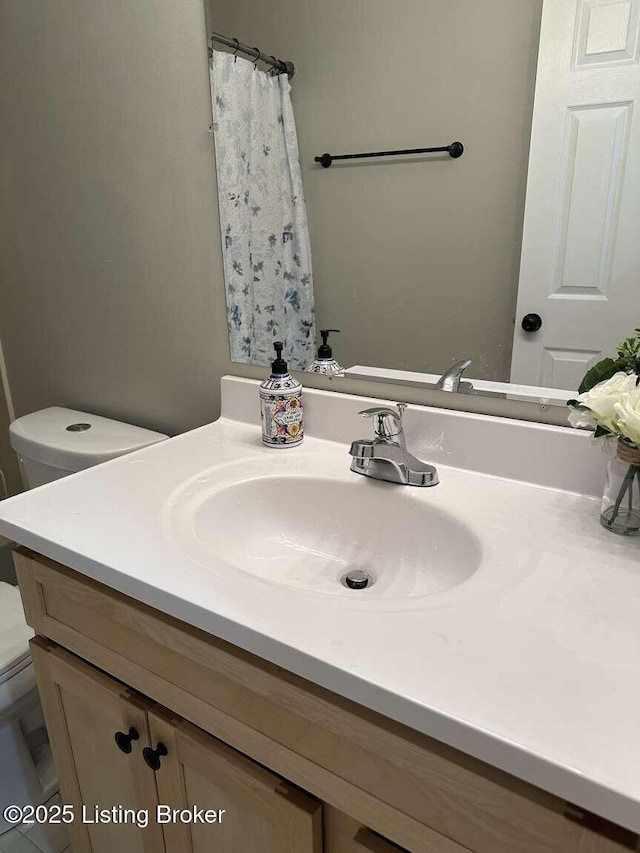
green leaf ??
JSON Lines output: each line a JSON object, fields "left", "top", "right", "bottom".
{"left": 578, "top": 358, "right": 620, "bottom": 394}
{"left": 616, "top": 329, "right": 640, "bottom": 373}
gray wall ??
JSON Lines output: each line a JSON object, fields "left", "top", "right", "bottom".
{"left": 0, "top": 0, "right": 229, "bottom": 436}
{"left": 209, "top": 0, "right": 543, "bottom": 380}
{"left": 0, "top": 371, "right": 21, "bottom": 496}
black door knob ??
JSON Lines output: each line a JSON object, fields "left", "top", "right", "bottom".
{"left": 521, "top": 313, "right": 543, "bottom": 333}
{"left": 114, "top": 727, "right": 139, "bottom": 754}
{"left": 143, "top": 743, "right": 168, "bottom": 771}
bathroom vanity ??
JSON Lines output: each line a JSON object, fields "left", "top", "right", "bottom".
{"left": 1, "top": 378, "right": 639, "bottom": 853}
{"left": 13, "top": 548, "right": 637, "bottom": 853}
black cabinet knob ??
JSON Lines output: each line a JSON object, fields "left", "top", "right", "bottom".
{"left": 114, "top": 727, "right": 139, "bottom": 754}
{"left": 521, "top": 313, "right": 543, "bottom": 333}
{"left": 143, "top": 743, "right": 168, "bottom": 771}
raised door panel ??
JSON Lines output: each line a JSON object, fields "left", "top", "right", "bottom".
{"left": 574, "top": 0, "right": 640, "bottom": 66}
{"left": 30, "top": 639, "right": 165, "bottom": 853}
{"left": 551, "top": 101, "right": 631, "bottom": 298}
{"left": 149, "top": 708, "right": 322, "bottom": 853}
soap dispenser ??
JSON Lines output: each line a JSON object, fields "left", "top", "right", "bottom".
{"left": 259, "top": 341, "right": 304, "bottom": 448}
{"left": 309, "top": 329, "right": 344, "bottom": 376}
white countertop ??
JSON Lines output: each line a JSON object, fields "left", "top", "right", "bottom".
{"left": 0, "top": 377, "right": 638, "bottom": 832}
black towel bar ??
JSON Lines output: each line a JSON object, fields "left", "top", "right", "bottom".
{"left": 315, "top": 141, "right": 464, "bottom": 168}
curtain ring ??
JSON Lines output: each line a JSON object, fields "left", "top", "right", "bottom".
{"left": 251, "top": 46, "right": 261, "bottom": 69}
{"left": 267, "top": 55, "right": 278, "bottom": 76}
{"left": 232, "top": 38, "right": 240, "bottom": 61}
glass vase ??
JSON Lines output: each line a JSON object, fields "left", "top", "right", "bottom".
{"left": 601, "top": 439, "right": 640, "bottom": 536}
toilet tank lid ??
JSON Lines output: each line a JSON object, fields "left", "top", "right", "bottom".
{"left": 10, "top": 407, "right": 169, "bottom": 472}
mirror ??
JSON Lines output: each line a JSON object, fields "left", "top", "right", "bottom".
{"left": 208, "top": 0, "right": 640, "bottom": 401}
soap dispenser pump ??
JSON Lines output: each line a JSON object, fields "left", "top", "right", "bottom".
{"left": 259, "top": 341, "right": 304, "bottom": 448}
{"left": 309, "top": 329, "right": 344, "bottom": 376}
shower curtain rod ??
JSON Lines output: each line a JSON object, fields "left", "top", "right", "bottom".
{"left": 209, "top": 31, "right": 295, "bottom": 78}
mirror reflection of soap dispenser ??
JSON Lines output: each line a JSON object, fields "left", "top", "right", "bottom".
{"left": 309, "top": 329, "right": 344, "bottom": 376}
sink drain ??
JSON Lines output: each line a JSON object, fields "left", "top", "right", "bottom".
{"left": 340, "top": 570, "right": 375, "bottom": 590}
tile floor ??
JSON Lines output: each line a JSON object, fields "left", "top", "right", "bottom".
{"left": 0, "top": 794, "right": 71, "bottom": 853}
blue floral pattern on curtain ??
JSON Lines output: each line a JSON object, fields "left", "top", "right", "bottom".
{"left": 210, "top": 51, "right": 315, "bottom": 370}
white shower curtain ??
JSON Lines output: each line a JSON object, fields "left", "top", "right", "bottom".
{"left": 210, "top": 51, "right": 315, "bottom": 370}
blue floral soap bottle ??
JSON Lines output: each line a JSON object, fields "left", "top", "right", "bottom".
{"left": 259, "top": 342, "right": 304, "bottom": 448}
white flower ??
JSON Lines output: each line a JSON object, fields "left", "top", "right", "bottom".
{"left": 573, "top": 372, "right": 639, "bottom": 433}
{"left": 614, "top": 385, "right": 640, "bottom": 444}
{"left": 568, "top": 407, "right": 596, "bottom": 430}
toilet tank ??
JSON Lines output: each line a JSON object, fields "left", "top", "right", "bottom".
{"left": 9, "top": 407, "right": 169, "bottom": 488}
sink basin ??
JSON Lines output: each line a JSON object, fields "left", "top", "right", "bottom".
{"left": 169, "top": 473, "right": 482, "bottom": 599}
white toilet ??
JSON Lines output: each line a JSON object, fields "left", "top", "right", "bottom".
{"left": 0, "top": 407, "right": 167, "bottom": 833}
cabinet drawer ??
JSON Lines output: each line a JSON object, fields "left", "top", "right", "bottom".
{"left": 15, "top": 548, "right": 638, "bottom": 853}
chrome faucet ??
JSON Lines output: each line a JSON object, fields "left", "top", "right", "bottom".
{"left": 349, "top": 404, "right": 439, "bottom": 487}
{"left": 436, "top": 358, "right": 473, "bottom": 392}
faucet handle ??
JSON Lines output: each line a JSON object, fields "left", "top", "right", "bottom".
{"left": 359, "top": 405, "right": 405, "bottom": 441}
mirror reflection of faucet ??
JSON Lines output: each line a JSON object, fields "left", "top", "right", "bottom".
{"left": 436, "top": 359, "right": 473, "bottom": 392}
{"left": 348, "top": 403, "right": 439, "bottom": 487}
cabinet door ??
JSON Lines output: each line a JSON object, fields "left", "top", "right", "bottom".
{"left": 148, "top": 707, "right": 322, "bottom": 853}
{"left": 30, "top": 638, "right": 165, "bottom": 853}
{"left": 324, "top": 807, "right": 409, "bottom": 853}
{"left": 323, "top": 805, "right": 468, "bottom": 853}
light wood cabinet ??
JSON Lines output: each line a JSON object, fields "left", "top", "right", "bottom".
{"left": 31, "top": 640, "right": 323, "bottom": 853}
{"left": 17, "top": 549, "right": 640, "bottom": 853}
{"left": 324, "top": 807, "right": 411, "bottom": 852}
{"left": 148, "top": 707, "right": 322, "bottom": 853}
{"left": 31, "top": 640, "right": 163, "bottom": 853}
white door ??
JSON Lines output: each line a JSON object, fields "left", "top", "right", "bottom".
{"left": 511, "top": 0, "right": 640, "bottom": 390}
